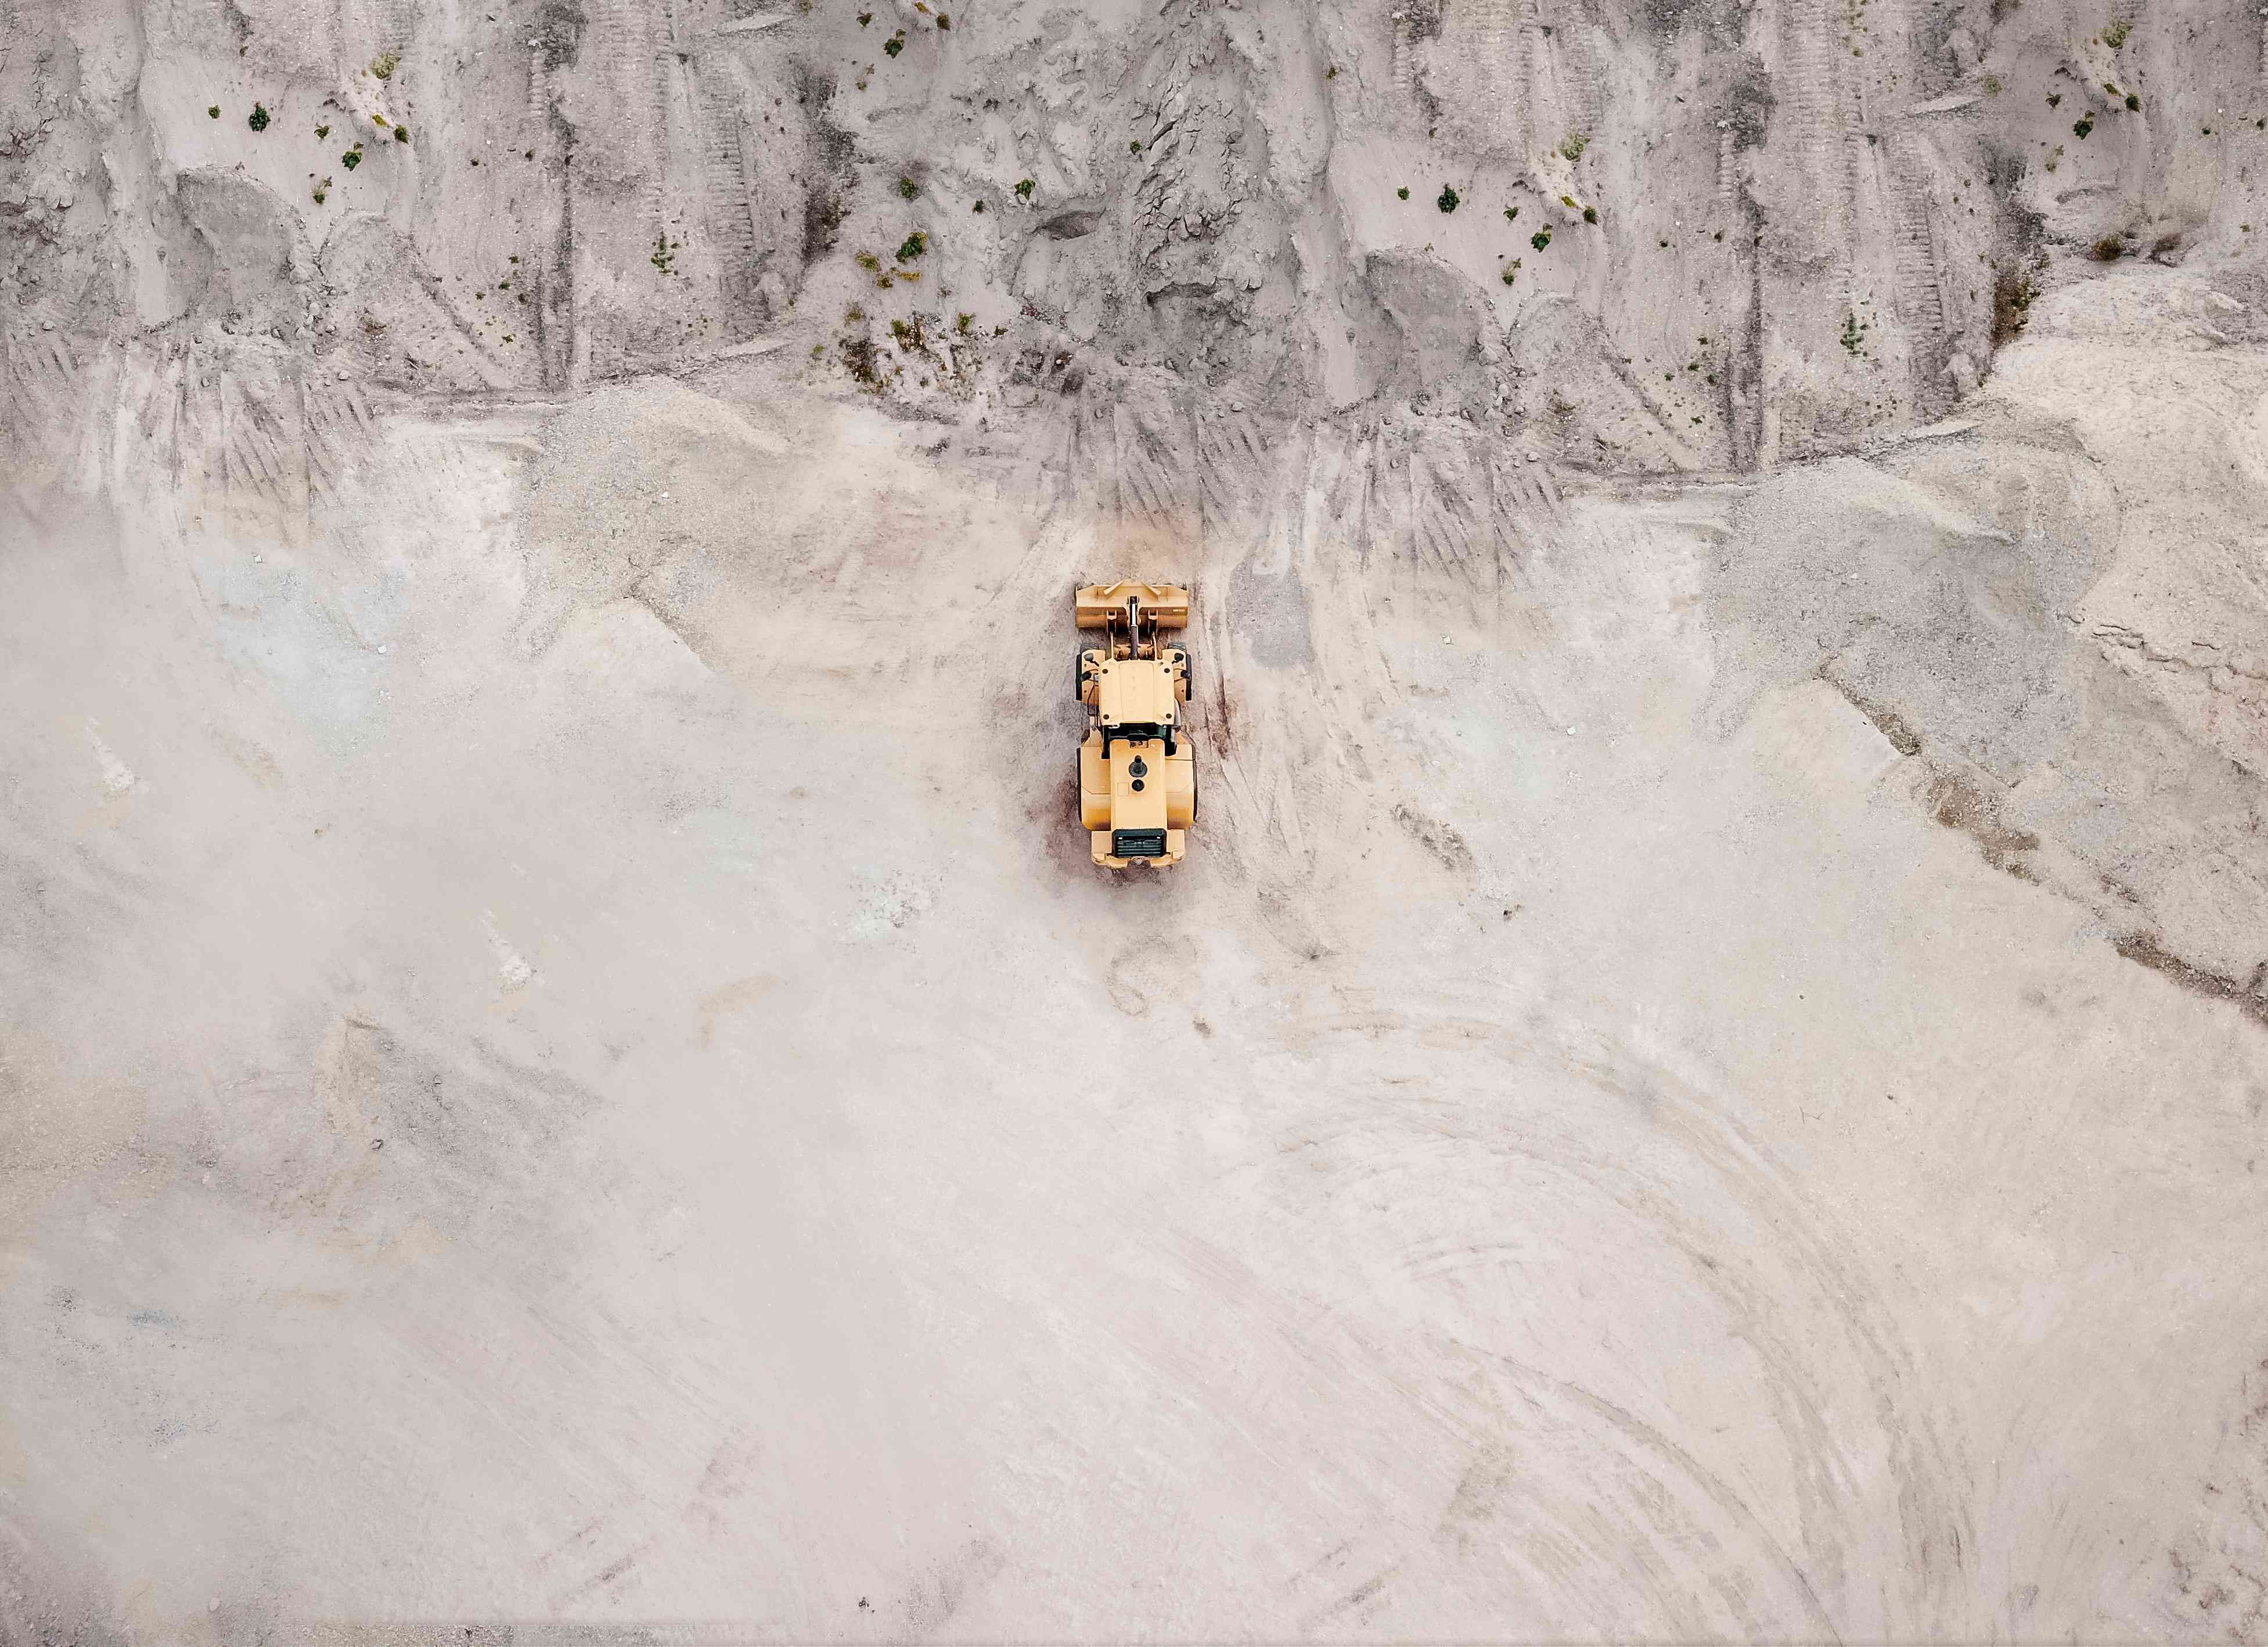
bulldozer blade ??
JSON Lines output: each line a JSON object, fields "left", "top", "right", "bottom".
{"left": 1075, "top": 582, "right": 1191, "bottom": 630}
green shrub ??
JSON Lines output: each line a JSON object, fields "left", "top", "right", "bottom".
{"left": 1437, "top": 185, "right": 1459, "bottom": 212}
{"left": 248, "top": 103, "right": 269, "bottom": 131}
{"left": 1530, "top": 228, "right": 1551, "bottom": 250}
{"left": 1558, "top": 132, "right": 1589, "bottom": 161}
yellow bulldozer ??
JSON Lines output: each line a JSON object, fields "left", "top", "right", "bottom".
{"left": 1075, "top": 582, "right": 1196, "bottom": 868}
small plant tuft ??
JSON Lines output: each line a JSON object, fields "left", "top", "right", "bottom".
{"left": 1504, "top": 205, "right": 1518, "bottom": 221}
{"left": 1014, "top": 178, "right": 1035, "bottom": 200}
{"left": 316, "top": 123, "right": 330, "bottom": 138}
{"left": 884, "top": 31, "right": 905, "bottom": 55}
{"left": 1437, "top": 185, "right": 1459, "bottom": 212}
{"left": 651, "top": 232, "right": 677, "bottom": 274}
{"left": 1583, "top": 204, "right": 1598, "bottom": 224}
{"left": 394, "top": 125, "right": 409, "bottom": 143}
{"left": 895, "top": 231, "right": 927, "bottom": 261}
{"left": 840, "top": 334, "right": 882, "bottom": 390}
{"left": 1531, "top": 228, "right": 1551, "bottom": 250}
{"left": 2074, "top": 116, "right": 2094, "bottom": 138}
{"left": 2101, "top": 16, "right": 2129, "bottom": 47}
{"left": 956, "top": 312, "right": 974, "bottom": 334}
{"left": 312, "top": 177, "right": 331, "bottom": 204}
{"left": 342, "top": 143, "right": 364, "bottom": 169}
{"left": 858, "top": 10, "right": 872, "bottom": 22}
{"left": 248, "top": 103, "right": 269, "bottom": 131}
{"left": 2125, "top": 93, "right": 2140, "bottom": 110}
{"left": 972, "top": 199, "right": 985, "bottom": 213}
{"left": 1841, "top": 311, "right": 1866, "bottom": 355}
{"left": 898, "top": 175, "right": 917, "bottom": 199}
{"left": 1396, "top": 186, "right": 1410, "bottom": 200}
{"left": 1558, "top": 132, "right": 1589, "bottom": 162}
{"left": 208, "top": 105, "right": 220, "bottom": 118}
{"left": 2092, "top": 233, "right": 2124, "bottom": 260}
{"left": 370, "top": 51, "right": 399, "bottom": 79}
{"left": 2047, "top": 92, "right": 2061, "bottom": 106}
{"left": 1130, "top": 139, "right": 1143, "bottom": 153}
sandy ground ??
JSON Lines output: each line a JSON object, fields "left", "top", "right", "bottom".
{"left": 8, "top": 0, "right": 2268, "bottom": 1639}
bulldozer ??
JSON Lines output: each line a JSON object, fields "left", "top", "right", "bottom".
{"left": 1075, "top": 582, "right": 1196, "bottom": 868}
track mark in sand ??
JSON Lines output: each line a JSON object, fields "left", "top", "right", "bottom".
{"left": 1272, "top": 1017, "right": 1978, "bottom": 1627}
{"left": 1884, "top": 133, "right": 1953, "bottom": 416}
{"left": 4, "top": 333, "right": 84, "bottom": 474}
{"left": 550, "top": 1535, "right": 654, "bottom": 1606}
{"left": 1298, "top": 1555, "right": 1403, "bottom": 1632}
{"left": 1562, "top": 1045, "right": 1979, "bottom": 1621}
{"left": 697, "top": 75, "right": 768, "bottom": 316}
{"left": 1494, "top": 1354, "right": 1841, "bottom": 1638}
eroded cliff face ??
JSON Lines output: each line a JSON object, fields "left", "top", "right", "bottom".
{"left": 12, "top": 0, "right": 2266, "bottom": 429}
